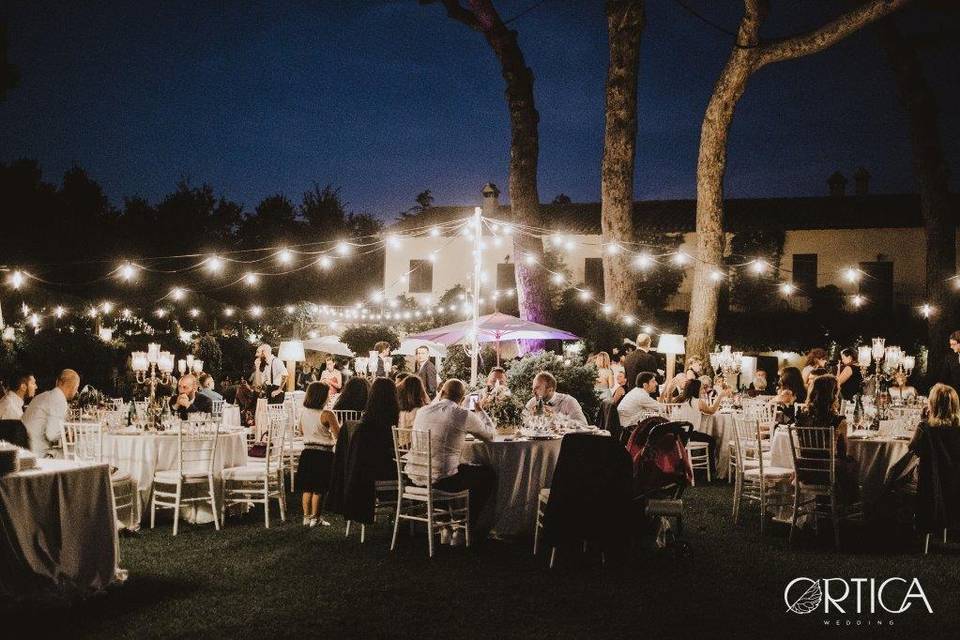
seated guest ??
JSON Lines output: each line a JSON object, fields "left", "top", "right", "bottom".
{"left": 611, "top": 370, "right": 628, "bottom": 404}
{"left": 796, "top": 374, "right": 859, "bottom": 505}
{"left": 0, "top": 371, "right": 37, "bottom": 420}
{"left": 525, "top": 371, "right": 588, "bottom": 426}
{"left": 319, "top": 357, "right": 343, "bottom": 393}
{"left": 486, "top": 367, "right": 508, "bottom": 392}
{"left": 334, "top": 376, "right": 370, "bottom": 412}
{"left": 888, "top": 370, "right": 918, "bottom": 404}
{"left": 618, "top": 372, "right": 661, "bottom": 427}
{"left": 398, "top": 375, "right": 431, "bottom": 432}
{"left": 197, "top": 373, "right": 224, "bottom": 403}
{"left": 593, "top": 351, "right": 616, "bottom": 401}
{"left": 748, "top": 370, "right": 768, "bottom": 396}
{"left": 806, "top": 366, "right": 830, "bottom": 402}
{"left": 407, "top": 378, "right": 496, "bottom": 544}
{"left": 297, "top": 381, "right": 341, "bottom": 527}
{"left": 235, "top": 377, "right": 257, "bottom": 426}
{"left": 221, "top": 378, "right": 239, "bottom": 405}
{"left": 776, "top": 366, "right": 807, "bottom": 404}
{"left": 394, "top": 371, "right": 411, "bottom": 386}
{"left": 773, "top": 387, "right": 798, "bottom": 426}
{"left": 699, "top": 375, "right": 716, "bottom": 402}
{"left": 22, "top": 369, "right": 80, "bottom": 456}
{"left": 169, "top": 373, "right": 213, "bottom": 419}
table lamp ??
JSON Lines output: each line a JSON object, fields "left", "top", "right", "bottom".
{"left": 278, "top": 340, "right": 306, "bottom": 392}
{"left": 657, "top": 334, "right": 685, "bottom": 382}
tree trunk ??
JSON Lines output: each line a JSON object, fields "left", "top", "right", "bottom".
{"left": 878, "top": 18, "right": 955, "bottom": 383}
{"left": 686, "top": 3, "right": 765, "bottom": 362}
{"left": 600, "top": 0, "right": 644, "bottom": 314}
{"left": 685, "top": 0, "right": 911, "bottom": 362}
{"left": 460, "top": 0, "right": 552, "bottom": 328}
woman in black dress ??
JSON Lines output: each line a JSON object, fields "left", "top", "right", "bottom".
{"left": 836, "top": 348, "right": 863, "bottom": 402}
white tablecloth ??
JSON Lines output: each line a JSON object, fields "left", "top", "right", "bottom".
{"left": 698, "top": 412, "right": 737, "bottom": 480}
{"left": 103, "top": 431, "right": 248, "bottom": 524}
{"left": 769, "top": 428, "right": 912, "bottom": 507}
{"left": 461, "top": 436, "right": 563, "bottom": 537}
{"left": 0, "top": 459, "right": 121, "bottom": 597}
{"left": 222, "top": 405, "right": 241, "bottom": 427}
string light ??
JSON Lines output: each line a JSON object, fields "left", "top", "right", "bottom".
{"left": 852, "top": 294, "right": 865, "bottom": 307}
{"left": 318, "top": 256, "right": 333, "bottom": 269}
{"left": 336, "top": 242, "right": 352, "bottom": 256}
{"left": 524, "top": 255, "right": 537, "bottom": 266}
{"left": 224, "top": 307, "right": 234, "bottom": 317}
{"left": 710, "top": 270, "right": 725, "bottom": 282}
{"left": 387, "top": 235, "right": 401, "bottom": 248}
{"left": 122, "top": 308, "right": 131, "bottom": 319}
{"left": 844, "top": 268, "right": 860, "bottom": 283}
{"left": 278, "top": 249, "right": 293, "bottom": 265}
{"left": 920, "top": 303, "right": 935, "bottom": 318}
{"left": 9, "top": 270, "right": 24, "bottom": 289}
{"left": 250, "top": 305, "right": 263, "bottom": 318}
{"left": 750, "top": 259, "right": 768, "bottom": 275}
{"left": 672, "top": 252, "right": 688, "bottom": 266}
{"left": 551, "top": 273, "right": 565, "bottom": 285}
{"left": 430, "top": 226, "right": 440, "bottom": 237}
{"left": 578, "top": 289, "right": 592, "bottom": 301}
{"left": 54, "top": 306, "right": 65, "bottom": 318}
{"left": 155, "top": 309, "right": 167, "bottom": 318}
{"left": 206, "top": 255, "right": 224, "bottom": 273}
{"left": 100, "top": 301, "right": 113, "bottom": 314}
{"left": 189, "top": 308, "right": 200, "bottom": 317}
{"left": 780, "top": 282, "right": 796, "bottom": 295}
{"left": 243, "top": 272, "right": 259, "bottom": 286}
{"left": 606, "top": 243, "right": 621, "bottom": 255}
{"left": 634, "top": 254, "right": 653, "bottom": 270}
{"left": 285, "top": 305, "right": 295, "bottom": 315}
{"left": 119, "top": 262, "right": 137, "bottom": 281}
{"left": 171, "top": 287, "right": 185, "bottom": 301}
{"left": 602, "top": 304, "right": 613, "bottom": 315}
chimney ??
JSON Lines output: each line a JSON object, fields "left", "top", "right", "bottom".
{"left": 827, "top": 171, "right": 847, "bottom": 197}
{"left": 481, "top": 182, "right": 500, "bottom": 217}
{"left": 854, "top": 167, "right": 870, "bottom": 196}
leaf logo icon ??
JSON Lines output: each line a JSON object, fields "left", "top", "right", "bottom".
{"left": 785, "top": 579, "right": 823, "bottom": 614}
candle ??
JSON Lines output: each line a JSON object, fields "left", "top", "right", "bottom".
{"left": 147, "top": 342, "right": 160, "bottom": 364}
{"left": 903, "top": 355, "right": 916, "bottom": 374}
{"left": 871, "top": 337, "right": 885, "bottom": 361}
{"left": 178, "top": 359, "right": 186, "bottom": 375}
{"left": 186, "top": 354, "right": 194, "bottom": 369}
{"left": 192, "top": 359, "right": 204, "bottom": 374}
{"left": 858, "top": 346, "right": 872, "bottom": 368}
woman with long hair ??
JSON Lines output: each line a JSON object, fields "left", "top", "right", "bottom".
{"left": 802, "top": 348, "right": 829, "bottom": 385}
{"left": 333, "top": 376, "right": 370, "bottom": 412}
{"left": 358, "top": 377, "right": 402, "bottom": 480}
{"left": 797, "top": 374, "right": 859, "bottom": 504}
{"left": 593, "top": 351, "right": 615, "bottom": 400}
{"left": 777, "top": 366, "right": 806, "bottom": 404}
{"left": 836, "top": 348, "right": 863, "bottom": 402}
{"left": 296, "top": 381, "right": 340, "bottom": 527}
{"left": 398, "top": 375, "right": 430, "bottom": 433}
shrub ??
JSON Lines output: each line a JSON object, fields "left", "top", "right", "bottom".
{"left": 192, "top": 335, "right": 223, "bottom": 380}
{"left": 340, "top": 325, "right": 400, "bottom": 356}
{"left": 506, "top": 350, "right": 600, "bottom": 423}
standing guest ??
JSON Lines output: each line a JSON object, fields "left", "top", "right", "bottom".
{"left": 398, "top": 375, "right": 431, "bottom": 438}
{"left": 796, "top": 375, "right": 859, "bottom": 504}
{"left": 373, "top": 341, "right": 393, "bottom": 378}
{"left": 319, "top": 357, "right": 343, "bottom": 394}
{"left": 525, "top": 371, "right": 588, "bottom": 426}
{"left": 197, "top": 373, "right": 224, "bottom": 403}
{"left": 806, "top": 367, "right": 830, "bottom": 403}
{"left": 415, "top": 346, "right": 438, "bottom": 398}
{"left": 297, "top": 363, "right": 319, "bottom": 390}
{"left": 617, "top": 372, "right": 661, "bottom": 427}
{"left": 253, "top": 343, "right": 288, "bottom": 404}
{"left": 836, "top": 348, "right": 863, "bottom": 402}
{"left": 169, "top": 373, "right": 213, "bottom": 419}
{"left": 623, "top": 334, "right": 658, "bottom": 392}
{"left": 941, "top": 331, "right": 960, "bottom": 394}
{"left": 610, "top": 370, "right": 628, "bottom": 404}
{"left": 334, "top": 376, "right": 370, "bottom": 412}
{"left": 802, "top": 348, "right": 829, "bottom": 385}
{"left": 407, "top": 378, "right": 496, "bottom": 544}
{"left": 297, "top": 381, "right": 340, "bottom": 527}
{"left": 235, "top": 377, "right": 258, "bottom": 426}
{"left": 0, "top": 371, "right": 37, "bottom": 420}
{"left": 22, "top": 369, "right": 80, "bottom": 456}
{"left": 888, "top": 370, "right": 918, "bottom": 404}
{"left": 593, "top": 351, "right": 616, "bottom": 401}
{"left": 357, "top": 378, "right": 402, "bottom": 480}
{"left": 610, "top": 351, "right": 625, "bottom": 383}
{"left": 222, "top": 378, "right": 239, "bottom": 405}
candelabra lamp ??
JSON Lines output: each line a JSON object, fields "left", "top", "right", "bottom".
{"left": 131, "top": 343, "right": 175, "bottom": 427}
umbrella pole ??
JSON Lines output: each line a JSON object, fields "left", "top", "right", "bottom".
{"left": 496, "top": 339, "right": 501, "bottom": 366}
{"left": 469, "top": 206, "right": 482, "bottom": 387}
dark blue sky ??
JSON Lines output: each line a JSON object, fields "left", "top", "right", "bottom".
{"left": 2, "top": 0, "right": 957, "bottom": 220}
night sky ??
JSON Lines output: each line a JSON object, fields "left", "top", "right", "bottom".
{"left": 2, "top": 0, "right": 958, "bottom": 220}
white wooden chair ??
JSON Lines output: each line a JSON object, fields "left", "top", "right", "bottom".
{"left": 345, "top": 480, "right": 399, "bottom": 543}
{"left": 222, "top": 411, "right": 287, "bottom": 528}
{"left": 211, "top": 399, "right": 225, "bottom": 419}
{"left": 60, "top": 421, "right": 90, "bottom": 460}
{"left": 267, "top": 404, "right": 302, "bottom": 492}
{"left": 390, "top": 427, "right": 470, "bottom": 557}
{"left": 150, "top": 419, "right": 221, "bottom": 535}
{"left": 71, "top": 420, "right": 138, "bottom": 530}
{"left": 332, "top": 409, "right": 362, "bottom": 424}
{"left": 533, "top": 487, "right": 550, "bottom": 557}
{"left": 686, "top": 440, "right": 711, "bottom": 486}
{"left": 732, "top": 416, "right": 792, "bottom": 535}
{"left": 787, "top": 424, "right": 863, "bottom": 549}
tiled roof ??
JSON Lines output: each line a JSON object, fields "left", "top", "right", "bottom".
{"left": 388, "top": 194, "right": 957, "bottom": 234}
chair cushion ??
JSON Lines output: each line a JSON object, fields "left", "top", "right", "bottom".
{"left": 153, "top": 469, "right": 211, "bottom": 483}
{"left": 743, "top": 465, "right": 793, "bottom": 479}
{"left": 222, "top": 465, "right": 268, "bottom": 481}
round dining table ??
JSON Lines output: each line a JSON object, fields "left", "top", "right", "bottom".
{"left": 102, "top": 429, "right": 249, "bottom": 525}
{"left": 461, "top": 435, "right": 563, "bottom": 538}
{"left": 698, "top": 411, "right": 738, "bottom": 480}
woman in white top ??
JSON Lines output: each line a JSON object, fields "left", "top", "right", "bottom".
{"left": 593, "top": 351, "right": 616, "bottom": 401}
{"left": 397, "top": 375, "right": 430, "bottom": 444}
{"left": 888, "top": 370, "right": 918, "bottom": 404}
{"left": 663, "top": 377, "right": 729, "bottom": 421}
{"left": 296, "top": 381, "right": 341, "bottom": 527}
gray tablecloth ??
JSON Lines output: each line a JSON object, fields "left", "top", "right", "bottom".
{"left": 0, "top": 459, "right": 120, "bottom": 597}
{"left": 461, "top": 436, "right": 562, "bottom": 537}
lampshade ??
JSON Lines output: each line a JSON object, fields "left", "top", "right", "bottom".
{"left": 657, "top": 333, "right": 685, "bottom": 355}
{"left": 278, "top": 340, "right": 306, "bottom": 362}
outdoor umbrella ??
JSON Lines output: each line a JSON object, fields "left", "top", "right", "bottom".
{"left": 408, "top": 312, "right": 578, "bottom": 365}
{"left": 302, "top": 335, "right": 355, "bottom": 357}
{"left": 395, "top": 338, "right": 448, "bottom": 358}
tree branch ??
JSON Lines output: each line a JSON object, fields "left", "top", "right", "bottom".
{"left": 757, "top": 0, "right": 912, "bottom": 66}
{"left": 426, "top": 0, "right": 481, "bottom": 30}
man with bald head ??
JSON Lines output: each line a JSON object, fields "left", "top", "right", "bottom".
{"left": 22, "top": 369, "right": 80, "bottom": 456}
{"left": 169, "top": 372, "right": 213, "bottom": 419}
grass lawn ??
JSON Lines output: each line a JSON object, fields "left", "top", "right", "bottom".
{"left": 7, "top": 483, "right": 960, "bottom": 639}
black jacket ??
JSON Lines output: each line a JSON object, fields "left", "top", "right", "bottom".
{"left": 623, "top": 349, "right": 658, "bottom": 391}
{"left": 942, "top": 351, "right": 960, "bottom": 392}
{"left": 417, "top": 359, "right": 438, "bottom": 397}
{"left": 169, "top": 392, "right": 213, "bottom": 420}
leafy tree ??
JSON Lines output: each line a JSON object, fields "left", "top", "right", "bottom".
{"left": 192, "top": 335, "right": 224, "bottom": 381}
{"left": 340, "top": 325, "right": 400, "bottom": 356}
{"left": 506, "top": 350, "right": 601, "bottom": 423}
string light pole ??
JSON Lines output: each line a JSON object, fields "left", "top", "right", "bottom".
{"left": 470, "top": 206, "right": 482, "bottom": 387}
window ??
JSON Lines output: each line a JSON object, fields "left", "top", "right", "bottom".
{"left": 792, "top": 254, "right": 818, "bottom": 294}
{"left": 859, "top": 261, "right": 893, "bottom": 310}
{"left": 584, "top": 257, "right": 604, "bottom": 297}
{"left": 408, "top": 259, "right": 433, "bottom": 293}
{"left": 497, "top": 263, "right": 516, "bottom": 291}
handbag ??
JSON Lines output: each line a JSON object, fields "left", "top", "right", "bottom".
{"left": 248, "top": 432, "right": 268, "bottom": 458}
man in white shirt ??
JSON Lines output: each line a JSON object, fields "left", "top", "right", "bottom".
{"left": 0, "top": 371, "right": 37, "bottom": 420}
{"left": 617, "top": 371, "right": 660, "bottom": 427}
{"left": 253, "top": 343, "right": 287, "bottom": 404}
{"left": 524, "top": 371, "right": 588, "bottom": 426}
{"left": 21, "top": 369, "right": 80, "bottom": 456}
{"left": 408, "top": 378, "right": 496, "bottom": 544}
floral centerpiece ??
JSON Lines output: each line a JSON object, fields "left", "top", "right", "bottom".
{"left": 73, "top": 384, "right": 109, "bottom": 414}
{"left": 485, "top": 389, "right": 524, "bottom": 435}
